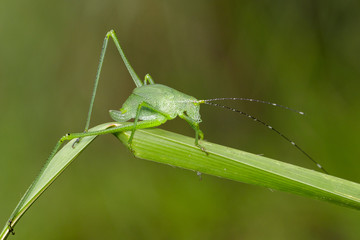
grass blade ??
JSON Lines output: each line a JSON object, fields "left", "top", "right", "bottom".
{"left": 0, "top": 123, "right": 115, "bottom": 240}
{"left": 2, "top": 123, "right": 360, "bottom": 239}
{"left": 116, "top": 128, "right": 360, "bottom": 210}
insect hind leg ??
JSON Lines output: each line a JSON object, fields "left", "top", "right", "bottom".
{"left": 8, "top": 221, "right": 15, "bottom": 235}
{"left": 76, "top": 30, "right": 143, "bottom": 148}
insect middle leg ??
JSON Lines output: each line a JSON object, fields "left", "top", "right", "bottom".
{"left": 129, "top": 101, "right": 169, "bottom": 147}
{"left": 143, "top": 74, "right": 155, "bottom": 85}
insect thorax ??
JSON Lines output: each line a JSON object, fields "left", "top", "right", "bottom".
{"left": 119, "top": 84, "right": 201, "bottom": 122}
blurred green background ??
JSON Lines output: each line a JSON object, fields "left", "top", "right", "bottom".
{"left": 1, "top": 0, "right": 359, "bottom": 239}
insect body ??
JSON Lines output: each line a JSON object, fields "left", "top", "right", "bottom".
{"left": 109, "top": 83, "right": 204, "bottom": 148}
{"left": 44, "top": 29, "right": 207, "bottom": 162}
{"left": 45, "top": 29, "right": 326, "bottom": 174}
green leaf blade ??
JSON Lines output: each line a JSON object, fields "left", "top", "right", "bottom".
{"left": 2, "top": 123, "right": 360, "bottom": 240}
{"left": 116, "top": 128, "right": 360, "bottom": 210}
{"left": 1, "top": 123, "right": 115, "bottom": 240}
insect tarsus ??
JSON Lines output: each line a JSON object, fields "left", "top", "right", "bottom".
{"left": 8, "top": 220, "right": 15, "bottom": 235}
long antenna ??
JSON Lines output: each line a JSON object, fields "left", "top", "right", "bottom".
{"left": 203, "top": 101, "right": 327, "bottom": 174}
{"left": 201, "top": 98, "right": 304, "bottom": 115}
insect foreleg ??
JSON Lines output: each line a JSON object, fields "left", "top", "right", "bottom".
{"left": 178, "top": 114, "right": 206, "bottom": 153}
